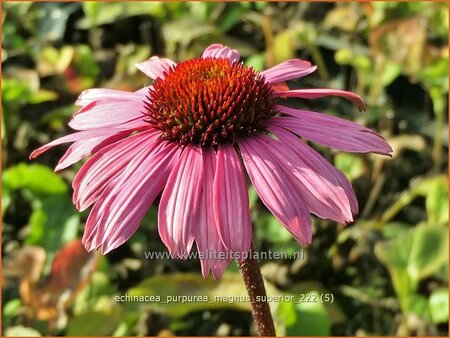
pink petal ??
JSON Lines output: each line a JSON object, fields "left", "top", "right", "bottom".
{"left": 55, "top": 131, "right": 130, "bottom": 171}
{"left": 273, "top": 106, "right": 393, "bottom": 155}
{"left": 195, "top": 148, "right": 230, "bottom": 279}
{"left": 29, "top": 128, "right": 128, "bottom": 160}
{"left": 213, "top": 145, "right": 252, "bottom": 254}
{"left": 202, "top": 44, "right": 240, "bottom": 63}
{"left": 82, "top": 140, "right": 180, "bottom": 254}
{"left": 73, "top": 129, "right": 161, "bottom": 211}
{"left": 75, "top": 88, "right": 147, "bottom": 107}
{"left": 269, "top": 125, "right": 358, "bottom": 217}
{"left": 158, "top": 146, "right": 204, "bottom": 258}
{"left": 239, "top": 137, "right": 312, "bottom": 245}
{"left": 69, "top": 91, "right": 149, "bottom": 130}
{"left": 261, "top": 59, "right": 317, "bottom": 84}
{"left": 135, "top": 56, "right": 176, "bottom": 80}
{"left": 274, "top": 88, "right": 366, "bottom": 111}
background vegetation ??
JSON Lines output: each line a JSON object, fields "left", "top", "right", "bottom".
{"left": 2, "top": 1, "right": 448, "bottom": 336}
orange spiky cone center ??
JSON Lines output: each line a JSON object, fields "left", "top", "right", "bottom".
{"left": 145, "top": 58, "right": 278, "bottom": 146}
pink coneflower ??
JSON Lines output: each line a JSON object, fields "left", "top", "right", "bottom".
{"left": 31, "top": 44, "right": 392, "bottom": 279}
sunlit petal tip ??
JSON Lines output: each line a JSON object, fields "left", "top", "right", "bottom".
{"left": 135, "top": 56, "right": 176, "bottom": 80}
{"left": 261, "top": 59, "right": 317, "bottom": 83}
{"left": 202, "top": 44, "right": 240, "bottom": 63}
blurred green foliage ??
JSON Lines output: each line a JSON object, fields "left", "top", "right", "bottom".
{"left": 2, "top": 1, "right": 448, "bottom": 336}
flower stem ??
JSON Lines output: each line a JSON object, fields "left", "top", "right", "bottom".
{"left": 238, "top": 243, "right": 276, "bottom": 336}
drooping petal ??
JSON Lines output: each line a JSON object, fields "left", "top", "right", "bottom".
{"left": 239, "top": 137, "right": 312, "bottom": 245}
{"left": 274, "top": 88, "right": 366, "bottom": 111}
{"left": 55, "top": 130, "right": 130, "bottom": 171}
{"left": 273, "top": 106, "right": 393, "bottom": 155}
{"left": 202, "top": 44, "right": 240, "bottom": 63}
{"left": 261, "top": 59, "right": 317, "bottom": 84}
{"left": 82, "top": 140, "right": 180, "bottom": 254}
{"left": 135, "top": 56, "right": 176, "bottom": 80}
{"left": 29, "top": 128, "right": 129, "bottom": 160}
{"left": 73, "top": 129, "right": 161, "bottom": 211}
{"left": 268, "top": 126, "right": 359, "bottom": 215}
{"left": 195, "top": 148, "right": 230, "bottom": 279}
{"left": 158, "top": 146, "right": 204, "bottom": 258}
{"left": 213, "top": 145, "right": 252, "bottom": 254}
{"left": 269, "top": 125, "right": 358, "bottom": 217}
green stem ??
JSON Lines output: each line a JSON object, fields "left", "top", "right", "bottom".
{"left": 368, "top": 57, "right": 387, "bottom": 107}
{"left": 238, "top": 243, "right": 276, "bottom": 336}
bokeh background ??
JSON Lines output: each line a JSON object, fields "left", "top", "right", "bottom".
{"left": 2, "top": 1, "right": 448, "bottom": 336}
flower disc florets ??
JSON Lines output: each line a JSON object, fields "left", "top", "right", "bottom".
{"left": 145, "top": 58, "right": 278, "bottom": 146}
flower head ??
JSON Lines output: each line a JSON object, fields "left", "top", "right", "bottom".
{"left": 31, "top": 44, "right": 392, "bottom": 279}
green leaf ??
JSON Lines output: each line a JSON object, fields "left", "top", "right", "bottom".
{"left": 74, "top": 44, "right": 100, "bottom": 78}
{"left": 382, "top": 62, "right": 402, "bottom": 86}
{"left": 72, "top": 270, "right": 118, "bottom": 316}
{"left": 257, "top": 212, "right": 293, "bottom": 244}
{"left": 425, "top": 176, "right": 448, "bottom": 224}
{"left": 408, "top": 294, "right": 432, "bottom": 322}
{"left": 408, "top": 225, "right": 448, "bottom": 281}
{"left": 278, "top": 291, "right": 330, "bottom": 336}
{"left": 2, "top": 78, "right": 32, "bottom": 109}
{"left": 334, "top": 153, "right": 364, "bottom": 181}
{"left": 375, "top": 224, "right": 448, "bottom": 313}
{"left": 277, "top": 301, "right": 297, "bottom": 327}
{"left": 187, "top": 2, "right": 210, "bottom": 21}
{"left": 376, "top": 175, "right": 447, "bottom": 228}
{"left": 4, "top": 326, "right": 41, "bottom": 337}
{"left": 245, "top": 53, "right": 265, "bottom": 71}
{"left": 429, "top": 288, "right": 448, "bottom": 324}
{"left": 381, "top": 222, "right": 411, "bottom": 240}
{"left": 26, "top": 194, "right": 80, "bottom": 271}
{"left": 163, "top": 18, "right": 218, "bottom": 56}
{"left": 36, "top": 45, "right": 74, "bottom": 76}
{"left": 3, "top": 163, "right": 67, "bottom": 196}
{"left": 128, "top": 272, "right": 280, "bottom": 317}
{"left": 375, "top": 228, "right": 415, "bottom": 312}
{"left": 273, "top": 30, "right": 294, "bottom": 63}
{"left": 82, "top": 2, "right": 100, "bottom": 26}
{"left": 435, "top": 261, "right": 448, "bottom": 282}
{"left": 335, "top": 48, "right": 354, "bottom": 65}
{"left": 288, "top": 281, "right": 346, "bottom": 325}
{"left": 219, "top": 4, "right": 244, "bottom": 32}
{"left": 2, "top": 299, "right": 22, "bottom": 325}
{"left": 78, "top": 2, "right": 164, "bottom": 28}
{"left": 419, "top": 57, "right": 449, "bottom": 91}
{"left": 28, "top": 89, "right": 58, "bottom": 103}
{"left": 66, "top": 296, "right": 122, "bottom": 336}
